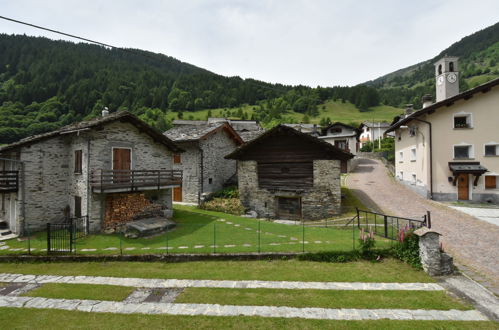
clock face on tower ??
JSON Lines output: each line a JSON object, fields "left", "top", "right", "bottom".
{"left": 447, "top": 73, "right": 457, "bottom": 83}
{"left": 437, "top": 76, "right": 444, "bottom": 85}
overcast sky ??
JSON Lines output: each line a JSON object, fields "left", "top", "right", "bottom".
{"left": 1, "top": 1, "right": 498, "bottom": 87}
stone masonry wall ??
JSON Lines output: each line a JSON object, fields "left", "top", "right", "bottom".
{"left": 19, "top": 137, "right": 70, "bottom": 233}
{"left": 238, "top": 160, "right": 341, "bottom": 220}
{"left": 200, "top": 129, "right": 239, "bottom": 196}
{"left": 87, "top": 121, "right": 175, "bottom": 231}
{"left": 172, "top": 142, "right": 201, "bottom": 204}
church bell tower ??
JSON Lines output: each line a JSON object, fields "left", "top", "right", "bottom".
{"left": 434, "top": 56, "right": 459, "bottom": 102}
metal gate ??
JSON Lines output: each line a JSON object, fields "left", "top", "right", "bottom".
{"left": 47, "top": 216, "right": 88, "bottom": 254}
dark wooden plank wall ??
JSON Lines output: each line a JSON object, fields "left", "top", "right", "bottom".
{"left": 258, "top": 162, "right": 313, "bottom": 190}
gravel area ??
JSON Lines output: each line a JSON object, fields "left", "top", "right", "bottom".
{"left": 347, "top": 158, "right": 499, "bottom": 293}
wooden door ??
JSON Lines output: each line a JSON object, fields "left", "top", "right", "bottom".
{"left": 340, "top": 160, "right": 348, "bottom": 173}
{"left": 457, "top": 174, "right": 469, "bottom": 200}
{"left": 173, "top": 187, "right": 182, "bottom": 202}
{"left": 113, "top": 148, "right": 131, "bottom": 182}
{"left": 277, "top": 197, "right": 301, "bottom": 220}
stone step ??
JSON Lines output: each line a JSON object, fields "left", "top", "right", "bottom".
{"left": 0, "top": 229, "right": 12, "bottom": 236}
{"left": 0, "top": 233, "right": 17, "bottom": 241}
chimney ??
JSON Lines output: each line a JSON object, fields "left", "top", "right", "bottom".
{"left": 102, "top": 107, "right": 109, "bottom": 117}
{"left": 404, "top": 104, "right": 414, "bottom": 117}
{"left": 422, "top": 94, "right": 433, "bottom": 108}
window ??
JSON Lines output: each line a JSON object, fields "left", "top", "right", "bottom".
{"left": 208, "top": 178, "right": 213, "bottom": 184}
{"left": 438, "top": 64, "right": 442, "bottom": 75}
{"left": 410, "top": 148, "right": 416, "bottom": 161}
{"left": 412, "top": 174, "right": 417, "bottom": 185}
{"left": 454, "top": 145, "right": 472, "bottom": 159}
{"left": 331, "top": 128, "right": 342, "bottom": 134}
{"left": 399, "top": 151, "right": 403, "bottom": 163}
{"left": 453, "top": 113, "right": 472, "bottom": 128}
{"left": 74, "top": 150, "right": 82, "bottom": 174}
{"left": 485, "top": 176, "right": 497, "bottom": 189}
{"left": 485, "top": 144, "right": 498, "bottom": 156}
{"left": 449, "top": 62, "right": 454, "bottom": 72}
{"left": 173, "top": 154, "right": 181, "bottom": 164}
{"left": 74, "top": 196, "right": 82, "bottom": 218}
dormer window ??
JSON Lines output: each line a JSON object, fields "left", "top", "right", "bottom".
{"left": 453, "top": 113, "right": 472, "bottom": 129}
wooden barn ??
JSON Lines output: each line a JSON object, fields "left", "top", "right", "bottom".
{"left": 225, "top": 125, "right": 353, "bottom": 220}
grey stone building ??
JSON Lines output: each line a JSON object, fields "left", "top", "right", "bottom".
{"left": 226, "top": 125, "right": 353, "bottom": 220}
{"left": 319, "top": 122, "right": 361, "bottom": 173}
{"left": 0, "top": 111, "right": 183, "bottom": 236}
{"left": 173, "top": 118, "right": 264, "bottom": 142}
{"left": 164, "top": 122, "right": 244, "bottom": 204}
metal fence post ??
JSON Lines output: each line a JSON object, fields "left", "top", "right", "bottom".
{"left": 120, "top": 233, "right": 123, "bottom": 256}
{"left": 302, "top": 221, "right": 305, "bottom": 253}
{"left": 213, "top": 223, "right": 216, "bottom": 254}
{"left": 427, "top": 211, "right": 432, "bottom": 229}
{"left": 257, "top": 220, "right": 261, "bottom": 254}
{"left": 383, "top": 215, "right": 388, "bottom": 238}
{"left": 166, "top": 227, "right": 169, "bottom": 255}
{"left": 356, "top": 208, "right": 360, "bottom": 228}
{"left": 352, "top": 217, "right": 355, "bottom": 251}
{"left": 46, "top": 223, "right": 50, "bottom": 254}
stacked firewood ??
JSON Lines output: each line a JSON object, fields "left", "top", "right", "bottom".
{"left": 104, "top": 193, "right": 151, "bottom": 228}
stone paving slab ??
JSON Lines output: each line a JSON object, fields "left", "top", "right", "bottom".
{"left": 0, "top": 296, "right": 487, "bottom": 320}
{"left": 0, "top": 273, "right": 445, "bottom": 291}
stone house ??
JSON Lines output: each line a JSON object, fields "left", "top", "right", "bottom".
{"left": 319, "top": 122, "right": 360, "bottom": 173}
{"left": 225, "top": 125, "right": 353, "bottom": 220}
{"left": 164, "top": 122, "right": 244, "bottom": 204}
{"left": 0, "top": 111, "right": 183, "bottom": 236}
{"left": 387, "top": 56, "right": 499, "bottom": 203}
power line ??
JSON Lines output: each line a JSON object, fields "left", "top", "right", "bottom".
{"left": 0, "top": 15, "right": 291, "bottom": 93}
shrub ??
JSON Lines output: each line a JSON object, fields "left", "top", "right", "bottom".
{"left": 393, "top": 226, "right": 422, "bottom": 269}
{"left": 200, "top": 197, "right": 245, "bottom": 215}
{"left": 211, "top": 186, "right": 239, "bottom": 199}
{"left": 358, "top": 227, "right": 376, "bottom": 258}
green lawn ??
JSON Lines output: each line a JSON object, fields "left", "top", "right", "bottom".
{"left": 0, "top": 308, "right": 496, "bottom": 330}
{"left": 2, "top": 201, "right": 392, "bottom": 255}
{"left": 164, "top": 100, "right": 403, "bottom": 127}
{"left": 22, "top": 283, "right": 135, "bottom": 302}
{"left": 0, "top": 259, "right": 433, "bottom": 282}
{"left": 176, "top": 287, "right": 471, "bottom": 310}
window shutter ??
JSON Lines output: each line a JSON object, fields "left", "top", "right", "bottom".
{"left": 74, "top": 150, "right": 82, "bottom": 173}
{"left": 485, "top": 176, "right": 496, "bottom": 189}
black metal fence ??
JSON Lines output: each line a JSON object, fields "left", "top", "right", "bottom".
{"left": 47, "top": 216, "right": 88, "bottom": 253}
{"left": 355, "top": 208, "right": 429, "bottom": 240}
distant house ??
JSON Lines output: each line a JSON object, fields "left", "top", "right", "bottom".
{"left": 0, "top": 111, "right": 183, "bottom": 236}
{"left": 359, "top": 121, "right": 392, "bottom": 148}
{"left": 283, "top": 123, "right": 321, "bottom": 137}
{"left": 387, "top": 56, "right": 499, "bottom": 203}
{"left": 164, "top": 122, "right": 244, "bottom": 204}
{"left": 226, "top": 125, "right": 353, "bottom": 220}
{"left": 318, "top": 122, "right": 360, "bottom": 173}
{"left": 172, "top": 118, "right": 264, "bottom": 142}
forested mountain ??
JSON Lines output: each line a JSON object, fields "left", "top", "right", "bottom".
{"left": 366, "top": 22, "right": 499, "bottom": 108}
{"left": 0, "top": 34, "right": 380, "bottom": 143}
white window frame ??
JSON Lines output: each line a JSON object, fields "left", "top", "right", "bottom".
{"left": 483, "top": 173, "right": 498, "bottom": 190}
{"left": 453, "top": 143, "right": 474, "bottom": 159}
{"left": 399, "top": 151, "right": 404, "bottom": 163}
{"left": 484, "top": 142, "right": 499, "bottom": 157}
{"left": 410, "top": 148, "right": 416, "bottom": 161}
{"left": 452, "top": 112, "right": 473, "bottom": 129}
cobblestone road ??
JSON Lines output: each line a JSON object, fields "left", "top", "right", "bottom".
{"left": 347, "top": 158, "right": 499, "bottom": 293}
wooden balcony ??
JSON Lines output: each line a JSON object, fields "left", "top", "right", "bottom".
{"left": 0, "top": 171, "right": 19, "bottom": 193}
{"left": 90, "top": 169, "right": 182, "bottom": 193}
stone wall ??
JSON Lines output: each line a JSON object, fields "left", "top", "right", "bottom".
{"left": 19, "top": 137, "right": 70, "bottom": 233}
{"left": 200, "top": 129, "right": 238, "bottom": 196}
{"left": 173, "top": 142, "right": 201, "bottom": 204}
{"left": 238, "top": 159, "right": 341, "bottom": 220}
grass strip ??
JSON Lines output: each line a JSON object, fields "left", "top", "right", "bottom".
{"left": 175, "top": 288, "right": 472, "bottom": 310}
{"left": 0, "top": 307, "right": 497, "bottom": 330}
{"left": 0, "top": 259, "right": 433, "bottom": 283}
{"left": 21, "top": 283, "right": 135, "bottom": 302}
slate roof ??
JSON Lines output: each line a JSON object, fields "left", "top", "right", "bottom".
{"left": 171, "top": 118, "right": 264, "bottom": 142}
{"left": 225, "top": 124, "right": 353, "bottom": 161}
{"left": 164, "top": 122, "right": 243, "bottom": 145}
{"left": 0, "top": 111, "right": 184, "bottom": 153}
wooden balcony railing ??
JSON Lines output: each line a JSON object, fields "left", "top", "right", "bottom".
{"left": 0, "top": 171, "right": 19, "bottom": 193}
{"left": 90, "top": 169, "right": 182, "bottom": 193}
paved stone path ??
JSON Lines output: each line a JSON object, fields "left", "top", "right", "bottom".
{"left": 0, "top": 296, "right": 487, "bottom": 320}
{"left": 448, "top": 206, "right": 499, "bottom": 226}
{"left": 0, "top": 273, "right": 444, "bottom": 291}
{"left": 347, "top": 158, "right": 499, "bottom": 292}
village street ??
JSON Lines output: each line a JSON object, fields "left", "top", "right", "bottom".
{"left": 347, "top": 158, "right": 499, "bottom": 294}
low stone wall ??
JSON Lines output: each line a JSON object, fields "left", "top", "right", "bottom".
{"left": 415, "top": 227, "right": 454, "bottom": 276}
